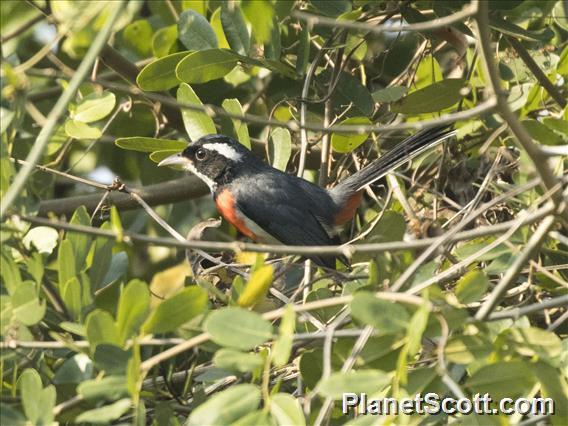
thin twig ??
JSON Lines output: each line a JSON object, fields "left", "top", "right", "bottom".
{"left": 0, "top": 1, "right": 126, "bottom": 218}
{"left": 475, "top": 214, "right": 558, "bottom": 320}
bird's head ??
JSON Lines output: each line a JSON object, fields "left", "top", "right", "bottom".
{"left": 158, "top": 135, "right": 251, "bottom": 192}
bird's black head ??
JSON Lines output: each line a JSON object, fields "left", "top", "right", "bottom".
{"left": 158, "top": 135, "right": 253, "bottom": 192}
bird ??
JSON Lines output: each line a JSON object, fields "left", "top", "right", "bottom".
{"left": 159, "top": 125, "right": 454, "bottom": 269}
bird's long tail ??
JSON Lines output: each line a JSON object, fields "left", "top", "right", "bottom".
{"left": 331, "top": 125, "right": 455, "bottom": 195}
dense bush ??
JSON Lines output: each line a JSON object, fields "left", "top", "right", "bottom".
{"left": 1, "top": 0, "right": 567, "bottom": 424}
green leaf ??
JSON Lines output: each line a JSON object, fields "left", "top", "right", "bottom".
{"left": 221, "top": 3, "right": 250, "bottom": 55}
{"left": 0, "top": 403, "right": 26, "bottom": 426}
{"left": 501, "top": 327, "right": 562, "bottom": 360}
{"left": 1, "top": 249, "right": 22, "bottom": 295}
{"left": 75, "top": 398, "right": 132, "bottom": 424}
{"left": 69, "top": 205, "right": 92, "bottom": 270}
{"left": 58, "top": 239, "right": 76, "bottom": 290}
{"left": 177, "top": 83, "right": 217, "bottom": 141}
{"left": 237, "top": 265, "right": 273, "bottom": 307}
{"left": 489, "top": 16, "right": 554, "bottom": 41}
{"left": 89, "top": 222, "right": 114, "bottom": 291}
{"left": 152, "top": 25, "right": 178, "bottom": 58}
{"left": 78, "top": 376, "right": 129, "bottom": 401}
{"left": 53, "top": 353, "right": 93, "bottom": 384}
{"left": 178, "top": 9, "right": 217, "bottom": 51}
{"left": 445, "top": 335, "right": 493, "bottom": 364}
{"left": 372, "top": 86, "right": 408, "bottom": 103}
{"left": 64, "top": 119, "right": 102, "bottom": 139}
{"left": 205, "top": 307, "right": 273, "bottom": 350}
{"left": 72, "top": 90, "right": 116, "bottom": 123}
{"left": 221, "top": 98, "right": 251, "bottom": 149}
{"left": 12, "top": 281, "right": 45, "bottom": 326}
{"left": 142, "top": 286, "right": 207, "bottom": 334}
{"left": 272, "top": 305, "right": 295, "bottom": 368}
{"left": 115, "top": 136, "right": 187, "bottom": 153}
{"left": 85, "top": 309, "right": 120, "bottom": 349}
{"left": 22, "top": 226, "right": 58, "bottom": 254}
{"left": 210, "top": 6, "right": 231, "bottom": 49}
{"left": 296, "top": 24, "right": 309, "bottom": 76}
{"left": 467, "top": 361, "right": 537, "bottom": 400}
{"left": 268, "top": 127, "right": 292, "bottom": 171}
{"left": 93, "top": 344, "right": 131, "bottom": 375}
{"left": 242, "top": 0, "right": 274, "bottom": 44}
{"left": 18, "top": 369, "right": 42, "bottom": 424}
{"left": 213, "top": 348, "right": 264, "bottom": 373}
{"left": 332, "top": 71, "right": 374, "bottom": 117}
{"left": 116, "top": 279, "right": 150, "bottom": 343}
{"left": 350, "top": 292, "right": 409, "bottom": 334}
{"left": 391, "top": 78, "right": 465, "bottom": 114}
{"left": 318, "top": 370, "right": 391, "bottom": 399}
{"left": 62, "top": 277, "right": 83, "bottom": 321}
{"left": 406, "top": 303, "right": 429, "bottom": 357}
{"left": 533, "top": 361, "right": 568, "bottom": 426}
{"left": 331, "top": 117, "right": 371, "bottom": 153}
{"left": 136, "top": 52, "right": 189, "bottom": 91}
{"left": 455, "top": 270, "right": 489, "bottom": 304}
{"left": 186, "top": 384, "right": 261, "bottom": 426}
{"left": 543, "top": 117, "right": 568, "bottom": 137}
{"left": 149, "top": 149, "right": 183, "bottom": 163}
{"left": 122, "top": 19, "right": 154, "bottom": 57}
{"left": 176, "top": 48, "right": 239, "bottom": 84}
{"left": 270, "top": 393, "right": 306, "bottom": 426}
{"left": 311, "top": 0, "right": 352, "bottom": 17}
{"left": 522, "top": 119, "right": 564, "bottom": 146}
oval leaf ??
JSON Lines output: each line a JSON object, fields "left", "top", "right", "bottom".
{"left": 64, "top": 120, "right": 102, "bottom": 139}
{"left": 318, "top": 370, "right": 391, "bottom": 399}
{"left": 115, "top": 137, "right": 187, "bottom": 153}
{"left": 137, "top": 51, "right": 189, "bottom": 91}
{"left": 142, "top": 286, "right": 207, "bottom": 334}
{"left": 455, "top": 270, "right": 490, "bottom": 304}
{"left": 269, "top": 128, "right": 292, "bottom": 171}
{"left": 205, "top": 307, "right": 273, "bottom": 350}
{"left": 331, "top": 117, "right": 371, "bottom": 153}
{"left": 238, "top": 265, "right": 273, "bottom": 307}
{"left": 270, "top": 393, "right": 306, "bottom": 426}
{"left": 350, "top": 292, "right": 409, "bottom": 333}
{"left": 177, "top": 83, "right": 217, "bottom": 141}
{"left": 392, "top": 78, "right": 465, "bottom": 114}
{"left": 213, "top": 348, "right": 264, "bottom": 373}
{"left": 73, "top": 91, "right": 116, "bottom": 123}
{"left": 178, "top": 9, "right": 218, "bottom": 51}
{"left": 221, "top": 3, "right": 250, "bottom": 55}
{"left": 176, "top": 48, "right": 239, "bottom": 84}
{"left": 186, "top": 384, "right": 260, "bottom": 426}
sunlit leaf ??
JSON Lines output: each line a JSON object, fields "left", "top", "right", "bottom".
{"left": 205, "top": 307, "right": 273, "bottom": 350}
{"left": 176, "top": 48, "right": 239, "bottom": 84}
{"left": 177, "top": 83, "right": 217, "bottom": 140}
{"left": 137, "top": 52, "right": 189, "bottom": 91}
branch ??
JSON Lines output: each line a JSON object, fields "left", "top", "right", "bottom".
{"left": 0, "top": 1, "right": 127, "bottom": 218}
{"left": 486, "top": 295, "right": 568, "bottom": 321}
{"left": 475, "top": 214, "right": 557, "bottom": 320}
{"left": 293, "top": 2, "right": 477, "bottom": 34}
{"left": 505, "top": 35, "right": 566, "bottom": 109}
{"left": 139, "top": 291, "right": 429, "bottom": 373}
{"left": 97, "top": 78, "right": 497, "bottom": 134}
{"left": 38, "top": 176, "right": 208, "bottom": 216}
{"left": 17, "top": 198, "right": 554, "bottom": 257}
{"left": 472, "top": 1, "right": 567, "bottom": 221}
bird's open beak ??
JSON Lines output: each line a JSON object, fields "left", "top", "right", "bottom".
{"left": 158, "top": 153, "right": 189, "bottom": 168}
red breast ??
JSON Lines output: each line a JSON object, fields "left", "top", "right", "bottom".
{"left": 215, "top": 189, "right": 257, "bottom": 240}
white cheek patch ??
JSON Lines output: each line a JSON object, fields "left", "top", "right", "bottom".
{"left": 202, "top": 143, "right": 243, "bottom": 162}
{"left": 184, "top": 162, "right": 217, "bottom": 193}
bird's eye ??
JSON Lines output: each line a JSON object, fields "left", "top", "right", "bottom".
{"left": 195, "top": 148, "right": 207, "bottom": 161}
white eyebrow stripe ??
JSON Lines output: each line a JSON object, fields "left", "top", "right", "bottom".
{"left": 202, "top": 143, "right": 243, "bottom": 162}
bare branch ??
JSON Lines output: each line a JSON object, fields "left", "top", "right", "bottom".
{"left": 293, "top": 3, "right": 477, "bottom": 34}
{"left": 475, "top": 214, "right": 558, "bottom": 320}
